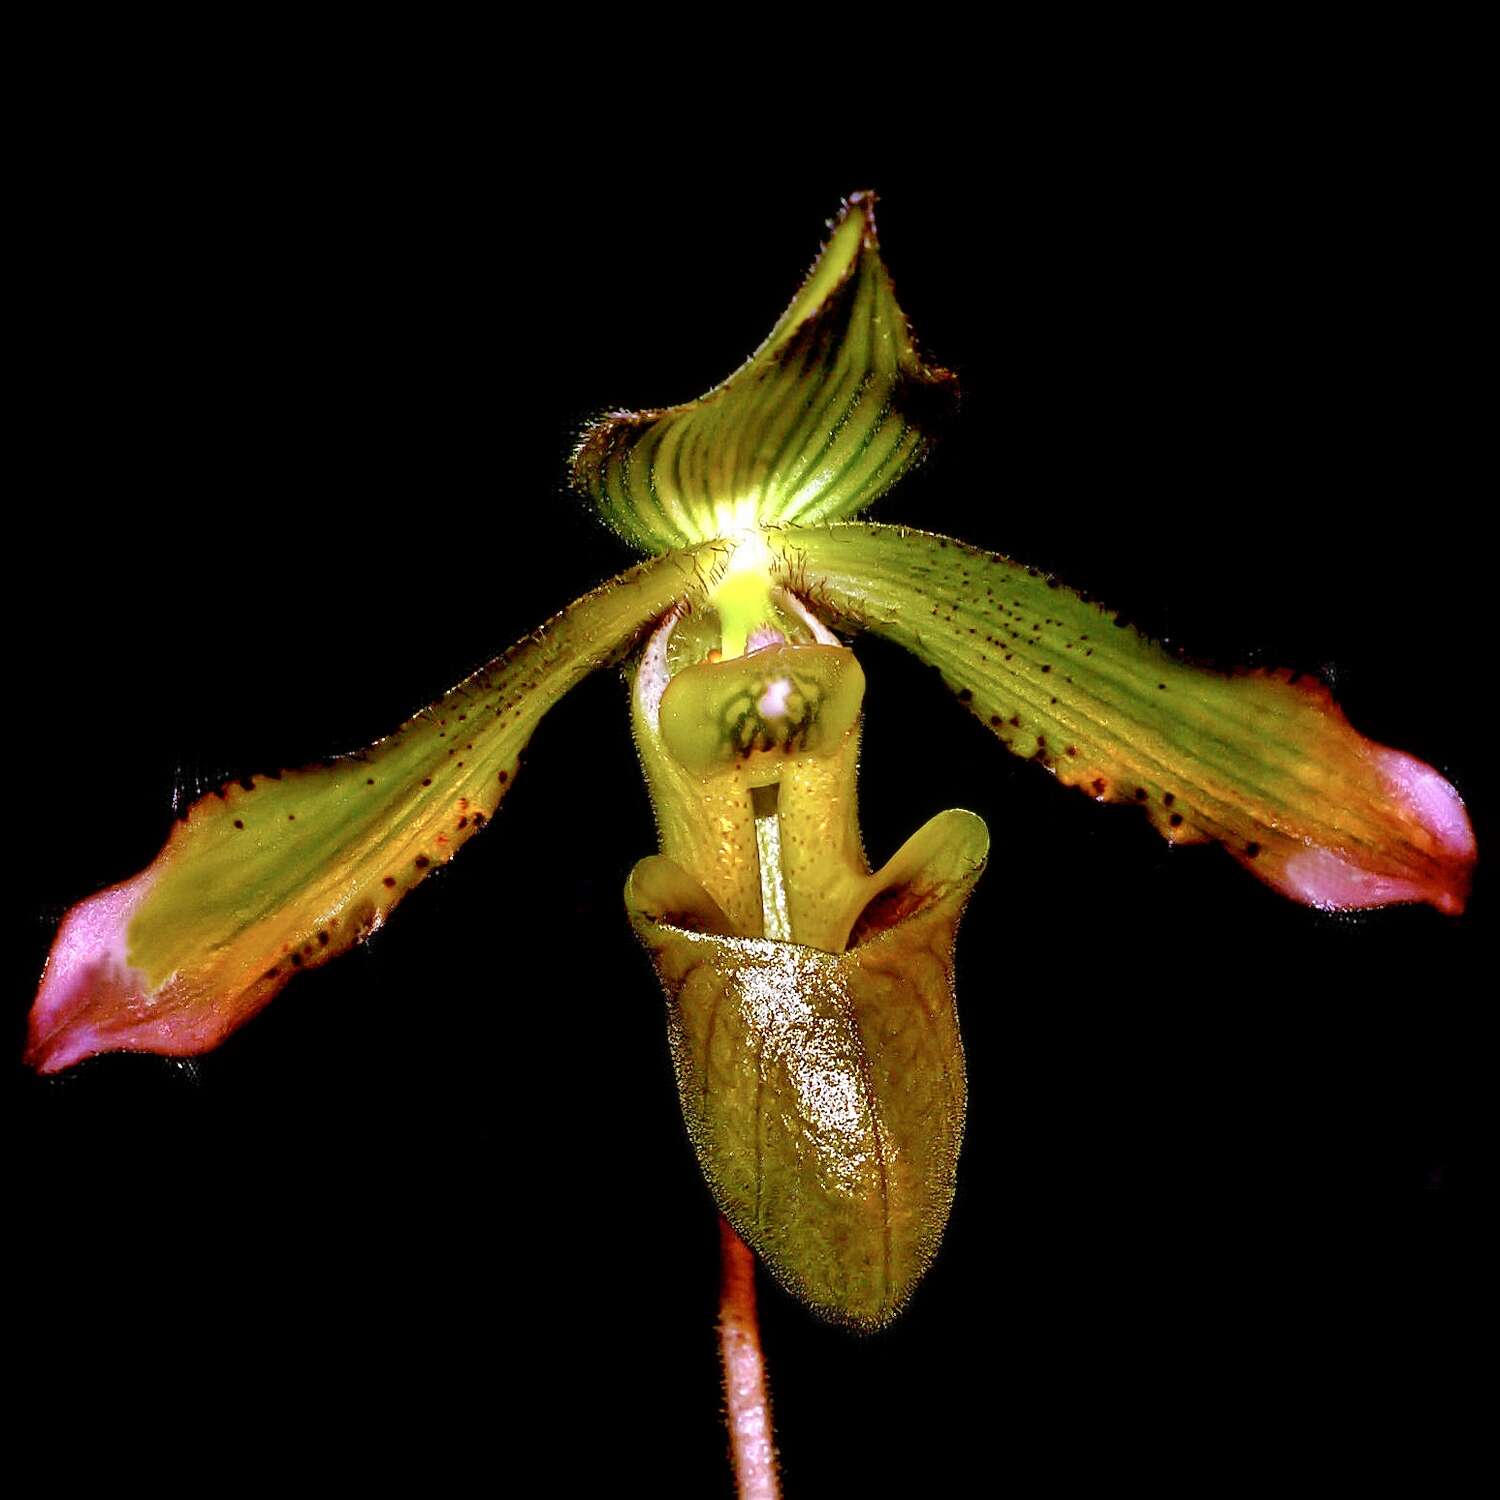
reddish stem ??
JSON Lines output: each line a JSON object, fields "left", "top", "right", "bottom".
{"left": 717, "top": 1215, "right": 782, "bottom": 1500}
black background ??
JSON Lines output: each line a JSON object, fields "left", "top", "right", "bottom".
{"left": 8, "top": 51, "right": 1485, "bottom": 1496}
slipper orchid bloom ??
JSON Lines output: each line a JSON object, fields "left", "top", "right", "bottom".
{"left": 26, "top": 193, "right": 1475, "bottom": 1340}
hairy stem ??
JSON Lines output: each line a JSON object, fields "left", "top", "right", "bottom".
{"left": 718, "top": 1214, "right": 781, "bottom": 1500}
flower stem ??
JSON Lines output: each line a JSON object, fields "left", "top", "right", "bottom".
{"left": 717, "top": 1214, "right": 781, "bottom": 1500}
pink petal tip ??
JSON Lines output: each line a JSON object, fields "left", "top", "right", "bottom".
{"left": 27, "top": 871, "right": 159, "bottom": 1074}
{"left": 1270, "top": 749, "right": 1474, "bottom": 916}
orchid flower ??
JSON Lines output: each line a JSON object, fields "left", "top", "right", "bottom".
{"left": 24, "top": 192, "right": 1476, "bottom": 1494}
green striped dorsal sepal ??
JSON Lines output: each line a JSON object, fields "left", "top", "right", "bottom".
{"left": 26, "top": 544, "right": 722, "bottom": 1073}
{"left": 572, "top": 192, "right": 958, "bottom": 554}
{"left": 772, "top": 523, "right": 1475, "bottom": 916}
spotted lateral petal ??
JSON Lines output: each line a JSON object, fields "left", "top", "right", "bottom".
{"left": 775, "top": 524, "right": 1475, "bottom": 915}
{"left": 26, "top": 545, "right": 720, "bottom": 1074}
{"left": 572, "top": 192, "right": 957, "bottom": 554}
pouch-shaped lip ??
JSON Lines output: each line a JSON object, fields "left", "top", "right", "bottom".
{"left": 625, "top": 809, "right": 987, "bottom": 1328}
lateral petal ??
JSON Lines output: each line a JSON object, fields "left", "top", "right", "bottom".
{"left": 774, "top": 523, "right": 1475, "bottom": 915}
{"left": 27, "top": 545, "right": 717, "bottom": 1073}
